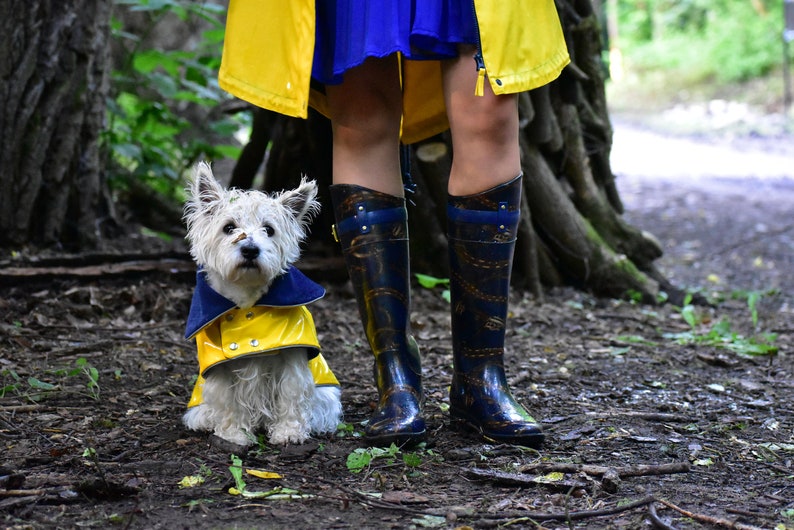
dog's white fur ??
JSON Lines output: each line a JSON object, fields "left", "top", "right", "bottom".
{"left": 182, "top": 162, "right": 342, "bottom": 446}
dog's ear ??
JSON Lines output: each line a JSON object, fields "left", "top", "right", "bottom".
{"left": 278, "top": 177, "right": 321, "bottom": 228}
{"left": 190, "top": 162, "right": 224, "bottom": 206}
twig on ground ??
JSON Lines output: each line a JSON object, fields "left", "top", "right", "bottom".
{"left": 463, "top": 467, "right": 589, "bottom": 492}
{"left": 0, "top": 489, "right": 47, "bottom": 496}
{"left": 648, "top": 501, "right": 679, "bottom": 530}
{"left": 477, "top": 495, "right": 658, "bottom": 522}
{"left": 0, "top": 405, "right": 45, "bottom": 413}
{"left": 657, "top": 498, "right": 767, "bottom": 530}
{"left": 516, "top": 461, "right": 690, "bottom": 478}
{"left": 583, "top": 411, "right": 692, "bottom": 422}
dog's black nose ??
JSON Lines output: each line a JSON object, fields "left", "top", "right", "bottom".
{"left": 240, "top": 244, "right": 260, "bottom": 261}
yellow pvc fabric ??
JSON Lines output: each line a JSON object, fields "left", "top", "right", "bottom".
{"left": 186, "top": 305, "right": 339, "bottom": 408}
{"left": 219, "top": 0, "right": 570, "bottom": 144}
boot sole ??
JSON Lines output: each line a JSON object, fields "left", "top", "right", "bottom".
{"left": 365, "top": 430, "right": 427, "bottom": 448}
{"left": 451, "top": 417, "right": 544, "bottom": 449}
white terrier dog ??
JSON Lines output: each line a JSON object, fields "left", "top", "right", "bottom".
{"left": 182, "top": 162, "right": 342, "bottom": 447}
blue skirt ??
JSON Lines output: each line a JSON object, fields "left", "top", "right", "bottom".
{"left": 312, "top": 0, "right": 478, "bottom": 85}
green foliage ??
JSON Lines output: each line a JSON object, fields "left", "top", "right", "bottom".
{"left": 106, "top": 0, "right": 245, "bottom": 203}
{"left": 227, "top": 455, "right": 308, "bottom": 499}
{"left": 335, "top": 421, "right": 362, "bottom": 438}
{"left": 613, "top": 0, "right": 784, "bottom": 83}
{"left": 664, "top": 291, "right": 778, "bottom": 357}
{"left": 346, "top": 443, "right": 433, "bottom": 474}
{"left": 414, "top": 273, "right": 451, "bottom": 303}
{"left": 1, "top": 358, "right": 102, "bottom": 401}
{"left": 228, "top": 454, "right": 247, "bottom": 492}
{"left": 55, "top": 358, "right": 102, "bottom": 400}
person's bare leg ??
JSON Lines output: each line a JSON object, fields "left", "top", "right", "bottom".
{"left": 442, "top": 46, "right": 521, "bottom": 195}
{"left": 326, "top": 56, "right": 426, "bottom": 446}
{"left": 325, "top": 56, "right": 404, "bottom": 196}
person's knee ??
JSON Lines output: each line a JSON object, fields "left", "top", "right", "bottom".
{"left": 450, "top": 89, "right": 517, "bottom": 141}
{"left": 331, "top": 90, "right": 401, "bottom": 147}
{"left": 327, "top": 57, "right": 402, "bottom": 145}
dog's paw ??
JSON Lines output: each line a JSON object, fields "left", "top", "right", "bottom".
{"left": 268, "top": 422, "right": 310, "bottom": 445}
{"left": 310, "top": 386, "right": 343, "bottom": 434}
{"left": 183, "top": 405, "right": 214, "bottom": 431}
{"left": 209, "top": 434, "right": 250, "bottom": 455}
{"left": 212, "top": 426, "right": 253, "bottom": 448}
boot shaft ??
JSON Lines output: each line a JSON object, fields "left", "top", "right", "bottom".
{"left": 447, "top": 174, "right": 522, "bottom": 367}
{"left": 330, "top": 184, "right": 413, "bottom": 355}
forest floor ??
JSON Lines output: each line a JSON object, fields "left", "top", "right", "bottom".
{"left": 1, "top": 106, "right": 793, "bottom": 529}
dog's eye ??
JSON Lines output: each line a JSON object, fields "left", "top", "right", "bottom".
{"left": 223, "top": 223, "right": 236, "bottom": 234}
{"left": 263, "top": 224, "right": 275, "bottom": 237}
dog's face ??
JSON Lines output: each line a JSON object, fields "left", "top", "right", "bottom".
{"left": 184, "top": 163, "right": 320, "bottom": 301}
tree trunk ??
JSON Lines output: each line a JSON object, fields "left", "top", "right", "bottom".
{"left": 0, "top": 1, "right": 112, "bottom": 249}
{"left": 230, "top": 0, "right": 672, "bottom": 302}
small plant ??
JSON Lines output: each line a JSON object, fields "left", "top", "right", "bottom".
{"left": 335, "top": 422, "right": 362, "bottom": 438}
{"left": 664, "top": 292, "right": 778, "bottom": 357}
{"left": 346, "top": 444, "right": 400, "bottom": 473}
{"left": 2, "top": 359, "right": 101, "bottom": 401}
{"left": 415, "top": 273, "right": 451, "bottom": 303}
{"left": 346, "top": 443, "right": 433, "bottom": 474}
{"left": 1, "top": 369, "right": 24, "bottom": 398}
{"left": 1, "top": 369, "right": 58, "bottom": 401}
{"left": 227, "top": 455, "right": 307, "bottom": 499}
{"left": 82, "top": 447, "right": 111, "bottom": 489}
{"left": 55, "top": 358, "right": 101, "bottom": 400}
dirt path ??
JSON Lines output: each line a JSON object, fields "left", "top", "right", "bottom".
{"left": 611, "top": 118, "right": 794, "bottom": 182}
{"left": 613, "top": 118, "right": 794, "bottom": 298}
{"left": 1, "top": 121, "right": 793, "bottom": 529}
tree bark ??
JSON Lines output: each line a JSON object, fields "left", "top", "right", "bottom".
{"left": 0, "top": 1, "right": 112, "bottom": 249}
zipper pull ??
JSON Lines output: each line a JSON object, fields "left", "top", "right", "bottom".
{"left": 473, "top": 51, "right": 486, "bottom": 96}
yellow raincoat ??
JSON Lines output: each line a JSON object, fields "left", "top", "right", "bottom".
{"left": 218, "top": 0, "right": 570, "bottom": 144}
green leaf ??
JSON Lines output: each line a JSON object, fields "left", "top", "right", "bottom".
{"left": 346, "top": 449, "right": 372, "bottom": 473}
{"left": 414, "top": 273, "right": 449, "bottom": 289}
{"left": 202, "top": 27, "right": 226, "bottom": 44}
{"left": 229, "top": 454, "right": 246, "bottom": 492}
{"left": 746, "top": 290, "right": 760, "bottom": 328}
{"left": 680, "top": 304, "right": 697, "bottom": 328}
{"left": 113, "top": 142, "right": 143, "bottom": 162}
{"left": 210, "top": 145, "right": 243, "bottom": 160}
{"left": 147, "top": 72, "right": 179, "bottom": 98}
{"left": 132, "top": 50, "right": 178, "bottom": 76}
{"left": 402, "top": 452, "right": 422, "bottom": 468}
{"left": 27, "top": 378, "right": 56, "bottom": 391}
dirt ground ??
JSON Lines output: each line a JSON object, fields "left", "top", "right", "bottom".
{"left": 1, "top": 122, "right": 793, "bottom": 529}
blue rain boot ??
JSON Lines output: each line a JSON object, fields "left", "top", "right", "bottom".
{"left": 447, "top": 174, "right": 544, "bottom": 448}
{"left": 330, "top": 184, "right": 426, "bottom": 446}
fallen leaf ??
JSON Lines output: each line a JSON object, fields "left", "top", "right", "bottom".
{"left": 178, "top": 475, "right": 205, "bottom": 488}
{"left": 246, "top": 469, "right": 283, "bottom": 480}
